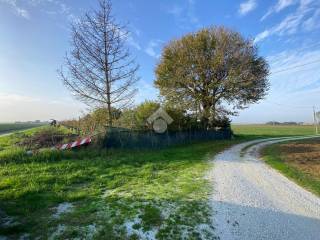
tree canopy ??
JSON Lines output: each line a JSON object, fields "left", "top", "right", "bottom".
{"left": 155, "top": 26, "right": 269, "bottom": 129}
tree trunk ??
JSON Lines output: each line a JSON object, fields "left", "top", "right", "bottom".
{"left": 201, "top": 103, "right": 211, "bottom": 130}
{"left": 103, "top": 5, "right": 112, "bottom": 127}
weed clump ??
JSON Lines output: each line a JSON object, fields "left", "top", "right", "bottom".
{"left": 140, "top": 205, "right": 162, "bottom": 230}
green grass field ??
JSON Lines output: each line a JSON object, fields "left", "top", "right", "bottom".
{"left": 0, "top": 124, "right": 317, "bottom": 239}
{"left": 0, "top": 123, "right": 45, "bottom": 135}
{"left": 232, "top": 124, "right": 316, "bottom": 138}
{"left": 0, "top": 142, "right": 240, "bottom": 239}
{"left": 0, "top": 126, "right": 244, "bottom": 239}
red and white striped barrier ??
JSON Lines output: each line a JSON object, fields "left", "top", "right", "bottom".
{"left": 55, "top": 137, "right": 92, "bottom": 150}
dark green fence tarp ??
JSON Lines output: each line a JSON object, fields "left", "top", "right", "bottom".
{"left": 103, "top": 128, "right": 232, "bottom": 149}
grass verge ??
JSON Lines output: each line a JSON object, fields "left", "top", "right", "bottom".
{"left": 0, "top": 135, "right": 241, "bottom": 239}
{"left": 262, "top": 138, "right": 320, "bottom": 197}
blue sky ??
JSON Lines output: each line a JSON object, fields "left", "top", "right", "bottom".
{"left": 0, "top": 0, "right": 320, "bottom": 123}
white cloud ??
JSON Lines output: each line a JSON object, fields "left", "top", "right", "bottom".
{"left": 16, "top": 7, "right": 29, "bottom": 18}
{"left": 127, "top": 33, "right": 141, "bottom": 51}
{"left": 254, "top": 30, "right": 271, "bottom": 43}
{"left": 238, "top": 0, "right": 257, "bottom": 16}
{"left": 275, "top": 0, "right": 296, "bottom": 11}
{"left": 0, "top": 0, "right": 76, "bottom": 20}
{"left": 303, "top": 8, "right": 320, "bottom": 31}
{"left": 261, "top": 0, "right": 297, "bottom": 21}
{"left": 255, "top": 0, "right": 320, "bottom": 43}
{"left": 145, "top": 40, "right": 162, "bottom": 59}
{"left": 0, "top": 0, "right": 30, "bottom": 19}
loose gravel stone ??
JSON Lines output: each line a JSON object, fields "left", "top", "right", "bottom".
{"left": 209, "top": 136, "right": 320, "bottom": 240}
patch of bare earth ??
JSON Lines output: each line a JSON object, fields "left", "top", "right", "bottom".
{"left": 279, "top": 139, "right": 320, "bottom": 179}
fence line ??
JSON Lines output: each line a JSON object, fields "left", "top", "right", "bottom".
{"left": 103, "top": 128, "right": 232, "bottom": 149}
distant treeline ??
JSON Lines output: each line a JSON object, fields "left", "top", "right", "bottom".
{"left": 266, "top": 121, "right": 305, "bottom": 126}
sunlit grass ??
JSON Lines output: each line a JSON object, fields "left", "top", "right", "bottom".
{"left": 0, "top": 139, "right": 240, "bottom": 239}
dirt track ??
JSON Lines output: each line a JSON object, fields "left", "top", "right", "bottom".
{"left": 209, "top": 137, "right": 320, "bottom": 240}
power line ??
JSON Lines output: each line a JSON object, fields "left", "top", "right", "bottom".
{"left": 271, "top": 59, "right": 320, "bottom": 75}
{"left": 263, "top": 100, "right": 314, "bottom": 109}
{"left": 268, "top": 41, "right": 320, "bottom": 75}
{"left": 292, "top": 42, "right": 320, "bottom": 53}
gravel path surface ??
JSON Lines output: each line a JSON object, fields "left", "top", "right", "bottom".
{"left": 210, "top": 136, "right": 320, "bottom": 240}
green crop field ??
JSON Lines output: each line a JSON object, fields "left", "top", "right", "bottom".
{"left": 232, "top": 124, "right": 316, "bottom": 138}
{"left": 0, "top": 123, "right": 45, "bottom": 135}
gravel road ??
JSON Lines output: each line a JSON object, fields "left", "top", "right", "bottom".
{"left": 210, "top": 137, "right": 320, "bottom": 240}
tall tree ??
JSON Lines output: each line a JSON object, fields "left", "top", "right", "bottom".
{"left": 155, "top": 26, "right": 269, "bottom": 129}
{"left": 59, "top": 0, "right": 139, "bottom": 127}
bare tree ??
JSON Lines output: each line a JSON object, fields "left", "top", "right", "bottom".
{"left": 59, "top": 0, "right": 139, "bottom": 127}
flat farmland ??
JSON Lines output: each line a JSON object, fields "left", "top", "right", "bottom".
{"left": 232, "top": 124, "right": 316, "bottom": 138}
{"left": 262, "top": 137, "right": 320, "bottom": 196}
{"left": 0, "top": 123, "right": 45, "bottom": 135}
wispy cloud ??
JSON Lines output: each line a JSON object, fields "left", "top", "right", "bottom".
{"left": 0, "top": 0, "right": 75, "bottom": 21}
{"left": 127, "top": 34, "right": 141, "bottom": 51}
{"left": 167, "top": 0, "right": 200, "bottom": 29}
{"left": 0, "top": 0, "right": 30, "bottom": 19}
{"left": 238, "top": 0, "right": 257, "bottom": 16}
{"left": 303, "top": 8, "right": 320, "bottom": 31}
{"left": 145, "top": 40, "right": 162, "bottom": 59}
{"left": 33, "top": 0, "right": 76, "bottom": 21}
{"left": 267, "top": 46, "right": 320, "bottom": 94}
{"left": 254, "top": 0, "right": 320, "bottom": 43}
{"left": 261, "top": 0, "right": 297, "bottom": 21}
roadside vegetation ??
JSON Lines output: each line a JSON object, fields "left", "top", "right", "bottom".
{"left": 262, "top": 138, "right": 320, "bottom": 196}
{"left": 0, "top": 126, "right": 241, "bottom": 239}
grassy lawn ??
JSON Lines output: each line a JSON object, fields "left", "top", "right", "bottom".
{"left": 0, "top": 123, "right": 45, "bottom": 135}
{"left": 0, "top": 127, "right": 241, "bottom": 239}
{"left": 262, "top": 138, "right": 320, "bottom": 197}
{"left": 232, "top": 124, "right": 315, "bottom": 138}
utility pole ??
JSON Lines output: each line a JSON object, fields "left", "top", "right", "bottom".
{"left": 313, "top": 106, "right": 318, "bottom": 135}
